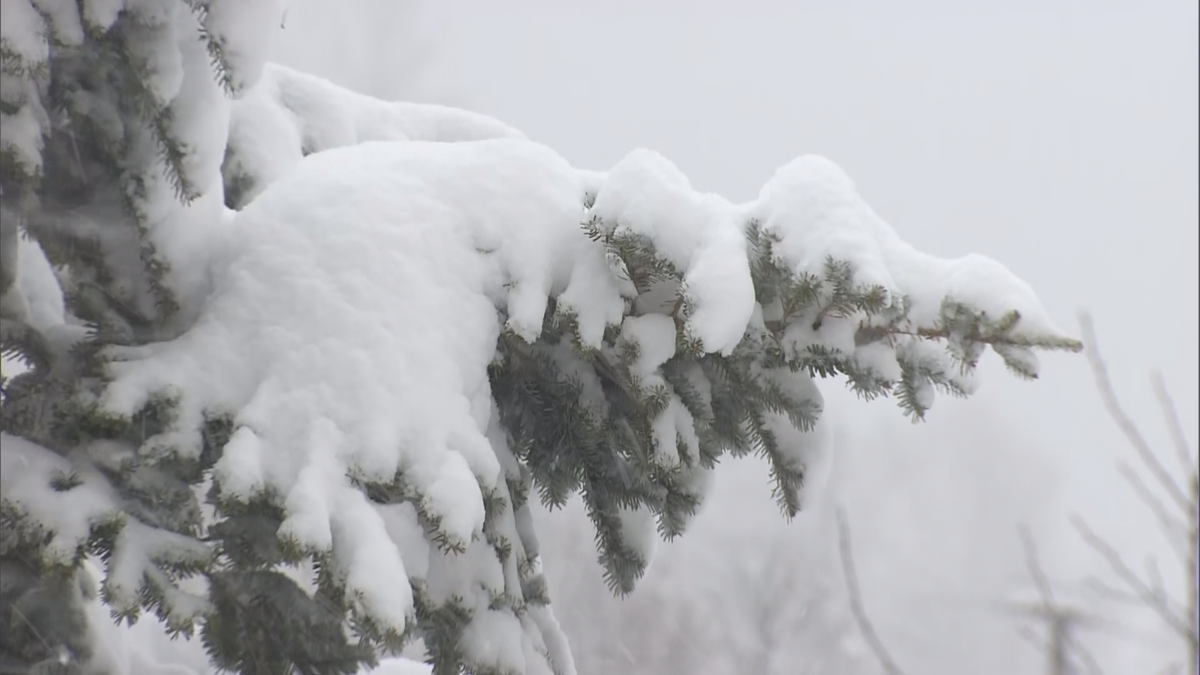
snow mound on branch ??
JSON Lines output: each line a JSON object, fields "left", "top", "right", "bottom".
{"left": 0, "top": 434, "right": 116, "bottom": 563}
{"left": 751, "top": 154, "right": 1060, "bottom": 339}
{"left": 591, "top": 151, "right": 755, "bottom": 356}
{"left": 97, "top": 137, "right": 1067, "bottom": 662}
{"left": 101, "top": 138, "right": 592, "bottom": 641}
{"left": 224, "top": 63, "right": 525, "bottom": 208}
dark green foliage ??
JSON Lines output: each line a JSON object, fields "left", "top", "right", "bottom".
{"left": 412, "top": 587, "right": 473, "bottom": 675}
{"left": 202, "top": 570, "right": 375, "bottom": 675}
{"left": 487, "top": 207, "right": 1083, "bottom": 606}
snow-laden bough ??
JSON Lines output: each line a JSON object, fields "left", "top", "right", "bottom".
{"left": 92, "top": 136, "right": 1079, "bottom": 674}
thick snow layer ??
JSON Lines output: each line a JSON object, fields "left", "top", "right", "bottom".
{"left": 0, "top": 98, "right": 46, "bottom": 177}
{"left": 199, "top": 0, "right": 286, "bottom": 94}
{"left": 31, "top": 0, "right": 84, "bottom": 46}
{"left": 91, "top": 135, "right": 1070, "bottom": 670}
{"left": 102, "top": 139, "right": 592, "bottom": 638}
{"left": 224, "top": 64, "right": 525, "bottom": 207}
{"left": 0, "top": 0, "right": 48, "bottom": 69}
{"left": 2, "top": 233, "right": 66, "bottom": 332}
{"left": 752, "top": 155, "right": 1061, "bottom": 340}
{"left": 0, "top": 433, "right": 117, "bottom": 563}
{"left": 80, "top": 0, "right": 122, "bottom": 31}
{"left": 592, "top": 151, "right": 755, "bottom": 355}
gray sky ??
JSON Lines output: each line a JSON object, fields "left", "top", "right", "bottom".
{"left": 274, "top": 2, "right": 1197, "bottom": 671}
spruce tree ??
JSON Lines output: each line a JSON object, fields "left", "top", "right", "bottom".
{"left": 1, "top": 3, "right": 1082, "bottom": 674}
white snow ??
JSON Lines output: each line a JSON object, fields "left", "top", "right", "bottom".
{"left": 80, "top": 0, "right": 123, "bottom": 31}
{"left": 199, "top": 0, "right": 286, "bottom": 94}
{"left": 100, "top": 139, "right": 591, "bottom": 642}
{"left": 751, "top": 154, "right": 1062, "bottom": 340}
{"left": 2, "top": 233, "right": 66, "bottom": 333}
{"left": 331, "top": 486, "right": 414, "bottom": 632}
{"left": 616, "top": 504, "right": 658, "bottom": 569}
{"left": 31, "top": 0, "right": 84, "bottom": 47}
{"left": 0, "top": 0, "right": 49, "bottom": 69}
{"left": 619, "top": 313, "right": 677, "bottom": 385}
{"left": 89, "top": 132, "right": 1073, "bottom": 665}
{"left": 0, "top": 433, "right": 117, "bottom": 563}
{"left": 591, "top": 150, "right": 756, "bottom": 356}
{"left": 0, "top": 98, "right": 46, "bottom": 177}
{"left": 224, "top": 63, "right": 525, "bottom": 207}
{"left": 124, "top": 13, "right": 184, "bottom": 107}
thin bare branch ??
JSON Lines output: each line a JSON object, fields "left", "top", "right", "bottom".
{"left": 1070, "top": 513, "right": 1195, "bottom": 644}
{"left": 1084, "top": 576, "right": 1144, "bottom": 606}
{"left": 835, "top": 507, "right": 908, "bottom": 675}
{"left": 1118, "top": 462, "right": 1191, "bottom": 562}
{"left": 1065, "top": 631, "right": 1106, "bottom": 675}
{"left": 1018, "top": 524, "right": 1058, "bottom": 608}
{"left": 1078, "top": 313, "right": 1190, "bottom": 512}
{"left": 1145, "top": 555, "right": 1167, "bottom": 603}
{"left": 1016, "top": 624, "right": 1046, "bottom": 653}
{"left": 1149, "top": 370, "right": 1194, "bottom": 475}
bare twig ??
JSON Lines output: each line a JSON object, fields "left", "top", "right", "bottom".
{"left": 1084, "top": 575, "right": 1144, "bottom": 606}
{"left": 1070, "top": 513, "right": 1195, "bottom": 644}
{"left": 1017, "top": 525, "right": 1103, "bottom": 675}
{"left": 1119, "top": 463, "right": 1190, "bottom": 538}
{"left": 1019, "top": 524, "right": 1057, "bottom": 607}
{"left": 1078, "top": 313, "right": 1189, "bottom": 512}
{"left": 835, "top": 507, "right": 908, "bottom": 675}
{"left": 1065, "top": 631, "right": 1106, "bottom": 675}
{"left": 1149, "top": 370, "right": 1194, "bottom": 475}
{"left": 1016, "top": 624, "right": 1046, "bottom": 652}
{"left": 1145, "top": 555, "right": 1168, "bottom": 604}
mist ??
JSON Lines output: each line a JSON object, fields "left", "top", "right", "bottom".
{"left": 271, "top": 1, "right": 1198, "bottom": 672}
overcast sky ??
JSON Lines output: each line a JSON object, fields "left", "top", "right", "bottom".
{"left": 273, "top": 2, "right": 1197, "bottom": 671}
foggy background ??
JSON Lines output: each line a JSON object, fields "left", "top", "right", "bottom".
{"left": 272, "top": 2, "right": 1198, "bottom": 673}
